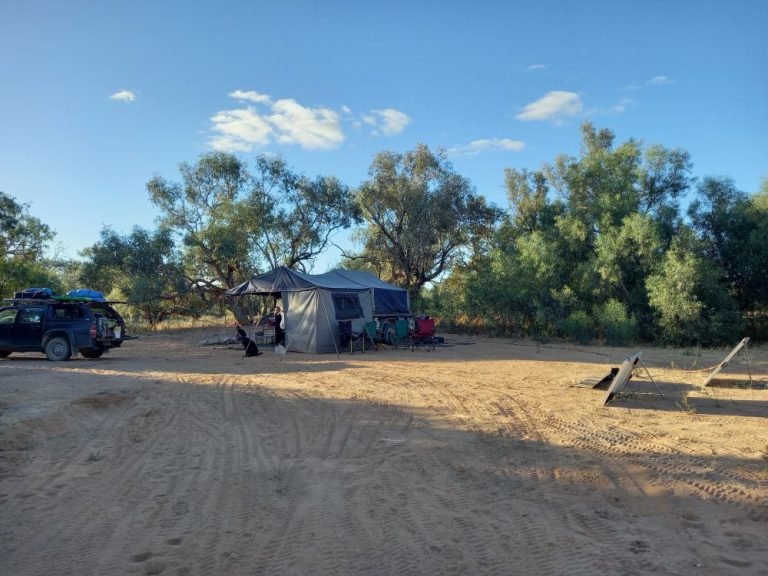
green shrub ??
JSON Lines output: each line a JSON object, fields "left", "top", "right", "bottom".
{"left": 560, "top": 310, "right": 594, "bottom": 344}
{"left": 596, "top": 299, "right": 637, "bottom": 346}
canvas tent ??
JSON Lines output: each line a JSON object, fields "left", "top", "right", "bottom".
{"left": 225, "top": 267, "right": 410, "bottom": 353}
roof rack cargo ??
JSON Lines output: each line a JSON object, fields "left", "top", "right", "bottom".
{"left": 14, "top": 287, "right": 55, "bottom": 300}
{"left": 3, "top": 296, "right": 126, "bottom": 305}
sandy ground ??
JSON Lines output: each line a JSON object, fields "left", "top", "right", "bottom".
{"left": 1, "top": 329, "right": 767, "bottom": 576}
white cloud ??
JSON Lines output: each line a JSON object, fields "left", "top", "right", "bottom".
{"left": 209, "top": 92, "right": 344, "bottom": 152}
{"left": 228, "top": 90, "right": 272, "bottom": 104}
{"left": 210, "top": 107, "right": 273, "bottom": 152}
{"left": 648, "top": 75, "right": 672, "bottom": 86}
{"left": 361, "top": 108, "right": 411, "bottom": 136}
{"left": 587, "top": 97, "right": 636, "bottom": 116}
{"left": 374, "top": 109, "right": 411, "bottom": 135}
{"left": 528, "top": 64, "right": 548, "bottom": 71}
{"left": 268, "top": 99, "right": 344, "bottom": 149}
{"left": 209, "top": 92, "right": 411, "bottom": 152}
{"left": 516, "top": 91, "right": 582, "bottom": 123}
{"left": 447, "top": 138, "right": 526, "bottom": 157}
{"left": 110, "top": 90, "right": 136, "bottom": 102}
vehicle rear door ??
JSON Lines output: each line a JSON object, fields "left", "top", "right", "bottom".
{"left": 0, "top": 307, "right": 19, "bottom": 348}
{"left": 16, "top": 307, "right": 46, "bottom": 350}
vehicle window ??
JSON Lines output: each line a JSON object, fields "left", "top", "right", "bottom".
{"left": 332, "top": 293, "right": 364, "bottom": 320}
{"left": 91, "top": 305, "right": 118, "bottom": 320}
{"left": 104, "top": 307, "right": 121, "bottom": 320}
{"left": 53, "top": 305, "right": 83, "bottom": 319}
{"left": 18, "top": 308, "right": 44, "bottom": 324}
{"left": 0, "top": 308, "right": 18, "bottom": 324}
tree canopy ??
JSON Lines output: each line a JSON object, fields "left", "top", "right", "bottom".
{"left": 426, "top": 122, "right": 757, "bottom": 345}
{"left": 80, "top": 227, "right": 190, "bottom": 324}
{"left": 6, "top": 126, "right": 767, "bottom": 344}
{"left": 348, "top": 144, "right": 500, "bottom": 300}
{"left": 0, "top": 191, "right": 59, "bottom": 295}
{"left": 147, "top": 152, "right": 357, "bottom": 304}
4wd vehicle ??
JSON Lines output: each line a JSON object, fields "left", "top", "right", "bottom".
{"left": 0, "top": 299, "right": 126, "bottom": 361}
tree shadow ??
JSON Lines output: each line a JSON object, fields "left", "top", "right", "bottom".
{"left": 1, "top": 366, "right": 766, "bottom": 575}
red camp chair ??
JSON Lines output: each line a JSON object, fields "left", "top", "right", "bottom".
{"left": 411, "top": 318, "right": 436, "bottom": 351}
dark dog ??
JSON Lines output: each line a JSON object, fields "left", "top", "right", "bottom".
{"left": 235, "top": 325, "right": 261, "bottom": 357}
{"left": 242, "top": 337, "right": 261, "bottom": 357}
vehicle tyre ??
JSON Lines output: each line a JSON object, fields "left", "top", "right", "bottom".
{"left": 45, "top": 336, "right": 71, "bottom": 361}
{"left": 381, "top": 323, "right": 395, "bottom": 345}
{"left": 80, "top": 347, "right": 104, "bottom": 359}
{"left": 0, "top": 351, "right": 11, "bottom": 358}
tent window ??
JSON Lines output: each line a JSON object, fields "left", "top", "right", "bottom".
{"left": 332, "top": 293, "right": 364, "bottom": 320}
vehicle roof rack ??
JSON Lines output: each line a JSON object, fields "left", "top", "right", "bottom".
{"left": 3, "top": 297, "right": 126, "bottom": 305}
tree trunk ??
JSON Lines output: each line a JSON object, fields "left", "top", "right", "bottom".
{"left": 226, "top": 297, "right": 253, "bottom": 326}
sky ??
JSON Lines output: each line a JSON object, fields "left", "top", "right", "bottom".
{"left": 1, "top": 0, "right": 766, "bottom": 271}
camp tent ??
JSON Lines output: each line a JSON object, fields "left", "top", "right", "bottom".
{"left": 225, "top": 267, "right": 410, "bottom": 353}
{"left": 325, "top": 269, "right": 410, "bottom": 318}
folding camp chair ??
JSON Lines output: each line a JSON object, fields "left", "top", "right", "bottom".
{"left": 411, "top": 318, "right": 436, "bottom": 351}
{"left": 339, "top": 320, "right": 366, "bottom": 354}
{"left": 364, "top": 321, "right": 380, "bottom": 351}
{"left": 253, "top": 315, "right": 275, "bottom": 345}
{"left": 391, "top": 319, "right": 411, "bottom": 349}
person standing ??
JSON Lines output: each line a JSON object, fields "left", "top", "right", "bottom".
{"left": 274, "top": 305, "right": 285, "bottom": 346}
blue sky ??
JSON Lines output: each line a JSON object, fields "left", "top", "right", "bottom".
{"left": 1, "top": 0, "right": 766, "bottom": 270}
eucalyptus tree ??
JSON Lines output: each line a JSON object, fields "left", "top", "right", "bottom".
{"left": 689, "top": 176, "right": 768, "bottom": 312}
{"left": 349, "top": 144, "right": 500, "bottom": 300}
{"left": 0, "top": 191, "right": 58, "bottom": 294}
{"left": 542, "top": 123, "right": 692, "bottom": 326}
{"left": 80, "top": 227, "right": 190, "bottom": 325}
{"left": 439, "top": 123, "right": 697, "bottom": 342}
{"left": 147, "top": 152, "right": 357, "bottom": 311}
{"left": 646, "top": 228, "right": 741, "bottom": 345}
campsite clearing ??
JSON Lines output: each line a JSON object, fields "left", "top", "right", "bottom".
{"left": 1, "top": 329, "right": 766, "bottom": 575}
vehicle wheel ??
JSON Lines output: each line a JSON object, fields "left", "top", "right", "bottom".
{"left": 80, "top": 347, "right": 104, "bottom": 359}
{"left": 45, "top": 336, "right": 71, "bottom": 361}
{"left": 381, "top": 323, "right": 395, "bottom": 345}
{"left": 0, "top": 351, "right": 11, "bottom": 358}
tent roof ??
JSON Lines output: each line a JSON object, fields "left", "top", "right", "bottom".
{"left": 329, "top": 269, "right": 411, "bottom": 316}
{"left": 225, "top": 266, "right": 403, "bottom": 297}
{"left": 225, "top": 267, "right": 320, "bottom": 296}
{"left": 322, "top": 269, "right": 403, "bottom": 291}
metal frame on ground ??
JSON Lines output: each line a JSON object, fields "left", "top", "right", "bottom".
{"left": 701, "top": 337, "right": 752, "bottom": 389}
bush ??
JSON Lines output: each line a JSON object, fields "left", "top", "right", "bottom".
{"left": 596, "top": 299, "right": 637, "bottom": 346}
{"left": 560, "top": 310, "right": 594, "bottom": 344}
